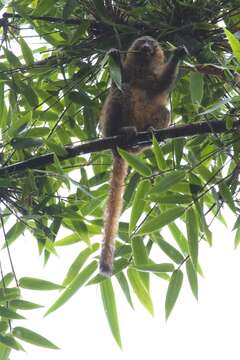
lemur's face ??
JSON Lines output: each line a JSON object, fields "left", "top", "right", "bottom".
{"left": 132, "top": 36, "right": 159, "bottom": 64}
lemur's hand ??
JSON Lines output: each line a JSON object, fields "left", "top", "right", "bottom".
{"left": 174, "top": 45, "right": 189, "bottom": 60}
{"left": 108, "top": 48, "right": 121, "bottom": 63}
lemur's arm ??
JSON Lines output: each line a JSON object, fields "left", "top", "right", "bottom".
{"left": 155, "top": 46, "right": 188, "bottom": 93}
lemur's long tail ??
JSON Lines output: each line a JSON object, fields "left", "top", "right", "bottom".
{"left": 99, "top": 156, "right": 128, "bottom": 276}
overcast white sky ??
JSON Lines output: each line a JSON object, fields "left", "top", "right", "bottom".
{"left": 3, "top": 207, "right": 239, "bottom": 360}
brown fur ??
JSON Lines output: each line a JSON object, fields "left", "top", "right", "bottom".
{"left": 99, "top": 36, "right": 181, "bottom": 276}
{"left": 99, "top": 156, "right": 128, "bottom": 275}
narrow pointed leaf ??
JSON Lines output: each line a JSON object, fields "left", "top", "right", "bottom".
{"left": 131, "top": 237, "right": 149, "bottom": 290}
{"left": 127, "top": 268, "right": 154, "bottom": 315}
{"left": 137, "top": 207, "right": 185, "bottom": 235}
{"left": 19, "top": 277, "right": 63, "bottom": 291}
{"left": 0, "top": 306, "right": 25, "bottom": 320}
{"left": 13, "top": 327, "right": 59, "bottom": 350}
{"left": 133, "top": 263, "right": 174, "bottom": 272}
{"left": 129, "top": 180, "right": 150, "bottom": 234}
{"left": 152, "top": 135, "right": 166, "bottom": 170}
{"left": 118, "top": 148, "right": 151, "bottom": 176}
{"left": 151, "top": 171, "right": 185, "bottom": 193}
{"left": 0, "top": 334, "right": 23, "bottom": 351}
{"left": 224, "top": 28, "right": 240, "bottom": 62}
{"left": 9, "top": 300, "right": 43, "bottom": 310}
{"left": 62, "top": 243, "right": 99, "bottom": 286}
{"left": 165, "top": 270, "right": 183, "bottom": 319}
{"left": 100, "top": 279, "right": 122, "bottom": 348}
{"left": 155, "top": 236, "right": 185, "bottom": 264}
{"left": 186, "top": 258, "right": 198, "bottom": 300}
{"left": 186, "top": 207, "right": 199, "bottom": 268}
{"left": 45, "top": 261, "right": 97, "bottom": 316}
{"left": 116, "top": 272, "right": 134, "bottom": 309}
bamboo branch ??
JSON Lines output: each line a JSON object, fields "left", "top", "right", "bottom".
{"left": 0, "top": 120, "right": 238, "bottom": 176}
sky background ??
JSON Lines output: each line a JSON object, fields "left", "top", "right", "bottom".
{"left": 3, "top": 208, "right": 239, "bottom": 360}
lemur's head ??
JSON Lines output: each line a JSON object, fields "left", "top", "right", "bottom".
{"left": 125, "top": 36, "right": 164, "bottom": 66}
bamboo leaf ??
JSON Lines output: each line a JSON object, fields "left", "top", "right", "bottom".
{"left": 100, "top": 279, "right": 122, "bottom": 348}
{"left": 152, "top": 135, "right": 167, "bottom": 170}
{"left": 186, "top": 258, "right": 198, "bottom": 300}
{"left": 224, "top": 28, "right": 240, "bottom": 62}
{"left": 0, "top": 334, "right": 23, "bottom": 351}
{"left": 45, "top": 261, "right": 97, "bottom": 316}
{"left": 151, "top": 171, "right": 185, "bottom": 193}
{"left": 13, "top": 327, "right": 59, "bottom": 350}
{"left": 129, "top": 180, "right": 150, "bottom": 234}
{"left": 0, "top": 306, "right": 25, "bottom": 320}
{"left": 127, "top": 268, "right": 154, "bottom": 315}
{"left": 118, "top": 148, "right": 151, "bottom": 176}
{"left": 165, "top": 270, "right": 183, "bottom": 320}
{"left": 136, "top": 207, "right": 185, "bottom": 235}
{"left": 133, "top": 263, "right": 174, "bottom": 272}
{"left": 62, "top": 243, "right": 99, "bottom": 286}
{"left": 19, "top": 277, "right": 63, "bottom": 291}
{"left": 186, "top": 207, "right": 199, "bottom": 268}
{"left": 116, "top": 272, "right": 134, "bottom": 309}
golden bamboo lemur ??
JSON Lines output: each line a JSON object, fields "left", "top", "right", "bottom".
{"left": 99, "top": 36, "right": 187, "bottom": 276}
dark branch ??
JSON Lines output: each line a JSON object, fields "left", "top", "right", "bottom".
{"left": 0, "top": 120, "right": 238, "bottom": 177}
{"left": 3, "top": 12, "right": 84, "bottom": 25}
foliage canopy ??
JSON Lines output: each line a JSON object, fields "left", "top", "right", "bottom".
{"left": 0, "top": 0, "right": 239, "bottom": 356}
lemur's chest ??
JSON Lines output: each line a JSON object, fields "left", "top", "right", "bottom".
{"left": 128, "top": 87, "right": 168, "bottom": 129}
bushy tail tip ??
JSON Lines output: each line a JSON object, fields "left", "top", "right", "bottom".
{"left": 99, "top": 260, "right": 113, "bottom": 277}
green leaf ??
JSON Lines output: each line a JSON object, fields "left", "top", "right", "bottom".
{"left": 152, "top": 135, "right": 167, "bottom": 170}
{"left": 5, "top": 222, "right": 26, "bottom": 247}
{"left": 13, "top": 327, "right": 59, "bottom": 350}
{"left": 68, "top": 91, "right": 92, "bottom": 107}
{"left": 165, "top": 270, "right": 183, "bottom": 319}
{"left": 0, "top": 273, "right": 14, "bottom": 287}
{"left": 186, "top": 207, "right": 199, "bottom": 268}
{"left": 62, "top": 243, "right": 99, "bottom": 286}
{"left": 11, "top": 137, "right": 43, "bottom": 149}
{"left": 137, "top": 207, "right": 185, "bottom": 235}
{"left": 224, "top": 28, "right": 240, "bottom": 62}
{"left": 131, "top": 237, "right": 149, "bottom": 291}
{"left": 219, "top": 183, "right": 236, "bottom": 212}
{"left": 109, "top": 55, "right": 122, "bottom": 90}
{"left": 199, "top": 96, "right": 240, "bottom": 115}
{"left": 118, "top": 148, "right": 151, "bottom": 176}
{"left": 20, "top": 82, "right": 39, "bottom": 107}
{"left": 133, "top": 263, "right": 174, "bottom": 272}
{"left": 186, "top": 258, "right": 198, "bottom": 300}
{"left": 3, "top": 48, "right": 21, "bottom": 67}
{"left": 54, "top": 233, "right": 81, "bottom": 246}
{"left": 0, "top": 321, "right": 8, "bottom": 333}
{"left": 129, "top": 180, "right": 150, "bottom": 234}
{"left": 45, "top": 261, "right": 97, "bottom": 316}
{"left": 0, "top": 306, "right": 25, "bottom": 320}
{"left": 100, "top": 279, "right": 122, "bottom": 348}
{"left": 0, "top": 343, "right": 11, "bottom": 359}
{"left": 155, "top": 236, "right": 185, "bottom": 264}
{"left": 0, "top": 334, "right": 23, "bottom": 351}
{"left": 19, "top": 277, "right": 63, "bottom": 291}
{"left": 116, "top": 272, "right": 134, "bottom": 309}
{"left": 63, "top": 0, "right": 78, "bottom": 18}
{"left": 19, "top": 38, "right": 34, "bottom": 65}
{"left": 9, "top": 300, "right": 43, "bottom": 310}
{"left": 190, "top": 72, "right": 204, "bottom": 107}
{"left": 151, "top": 171, "right": 185, "bottom": 193}
{"left": 0, "top": 288, "right": 20, "bottom": 302}
{"left": 127, "top": 268, "right": 154, "bottom": 315}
